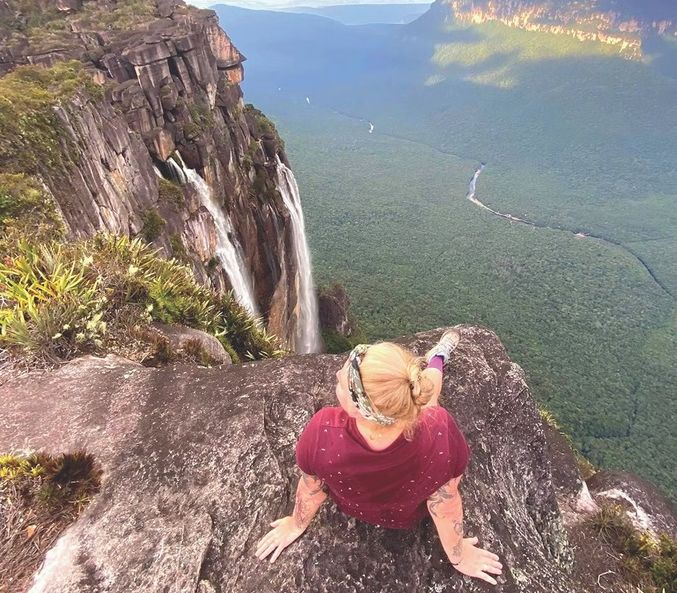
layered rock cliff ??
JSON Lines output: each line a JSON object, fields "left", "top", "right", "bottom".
{"left": 445, "top": 0, "right": 676, "bottom": 59}
{"left": 1, "top": 326, "right": 674, "bottom": 592}
{"left": 0, "top": 0, "right": 316, "bottom": 351}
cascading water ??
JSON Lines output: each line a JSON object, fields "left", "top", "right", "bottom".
{"left": 171, "top": 155, "right": 259, "bottom": 317}
{"left": 275, "top": 156, "right": 322, "bottom": 354}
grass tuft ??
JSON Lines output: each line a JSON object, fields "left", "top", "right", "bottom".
{"left": 0, "top": 234, "right": 283, "bottom": 366}
{"left": 587, "top": 503, "right": 677, "bottom": 593}
{"left": 0, "top": 451, "right": 101, "bottom": 591}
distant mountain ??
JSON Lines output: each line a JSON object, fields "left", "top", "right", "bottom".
{"left": 437, "top": 0, "right": 676, "bottom": 59}
{"left": 283, "top": 3, "right": 430, "bottom": 24}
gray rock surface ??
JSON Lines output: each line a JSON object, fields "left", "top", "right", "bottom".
{"left": 1, "top": 326, "right": 580, "bottom": 593}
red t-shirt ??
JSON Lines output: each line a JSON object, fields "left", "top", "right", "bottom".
{"left": 295, "top": 406, "right": 470, "bottom": 529}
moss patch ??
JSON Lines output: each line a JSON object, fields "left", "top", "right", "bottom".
{"left": 244, "top": 103, "right": 285, "bottom": 151}
{"left": 0, "top": 173, "right": 64, "bottom": 246}
{"left": 159, "top": 178, "right": 185, "bottom": 209}
{"left": 140, "top": 209, "right": 166, "bottom": 243}
{"left": 0, "top": 61, "right": 101, "bottom": 175}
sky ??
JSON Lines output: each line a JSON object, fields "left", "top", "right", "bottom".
{"left": 187, "top": 0, "right": 431, "bottom": 8}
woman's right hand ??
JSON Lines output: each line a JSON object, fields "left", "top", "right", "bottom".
{"left": 447, "top": 536, "right": 503, "bottom": 585}
{"left": 255, "top": 516, "right": 306, "bottom": 563}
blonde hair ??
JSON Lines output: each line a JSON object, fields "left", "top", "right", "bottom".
{"left": 358, "top": 342, "right": 436, "bottom": 439}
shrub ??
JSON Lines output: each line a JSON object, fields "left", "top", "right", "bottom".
{"left": 159, "top": 178, "right": 184, "bottom": 208}
{"left": 83, "top": 234, "right": 218, "bottom": 330}
{"left": 588, "top": 503, "right": 677, "bottom": 593}
{"left": 187, "top": 102, "right": 215, "bottom": 136}
{"left": 215, "top": 291, "right": 286, "bottom": 361}
{"left": 0, "top": 242, "right": 106, "bottom": 362}
{"left": 206, "top": 256, "right": 219, "bottom": 271}
{"left": 0, "top": 173, "right": 64, "bottom": 251}
{"left": 140, "top": 209, "right": 166, "bottom": 243}
{"left": 0, "top": 450, "right": 101, "bottom": 591}
{"left": 321, "top": 329, "right": 367, "bottom": 354}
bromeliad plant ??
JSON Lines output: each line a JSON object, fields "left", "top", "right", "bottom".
{"left": 0, "top": 234, "right": 284, "bottom": 365}
{"left": 0, "top": 241, "right": 106, "bottom": 361}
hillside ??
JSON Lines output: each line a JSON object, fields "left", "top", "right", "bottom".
{"left": 444, "top": 0, "right": 676, "bottom": 60}
{"left": 0, "top": 0, "right": 323, "bottom": 353}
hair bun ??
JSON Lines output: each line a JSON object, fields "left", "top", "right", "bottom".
{"left": 407, "top": 357, "right": 435, "bottom": 408}
{"left": 408, "top": 362, "right": 423, "bottom": 401}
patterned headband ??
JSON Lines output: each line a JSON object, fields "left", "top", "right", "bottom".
{"left": 347, "top": 344, "right": 396, "bottom": 426}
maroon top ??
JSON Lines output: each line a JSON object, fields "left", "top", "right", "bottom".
{"left": 296, "top": 406, "right": 470, "bottom": 529}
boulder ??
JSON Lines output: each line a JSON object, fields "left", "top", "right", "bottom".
{"left": 0, "top": 326, "right": 587, "bottom": 592}
{"left": 150, "top": 322, "right": 232, "bottom": 366}
{"left": 587, "top": 470, "right": 677, "bottom": 538}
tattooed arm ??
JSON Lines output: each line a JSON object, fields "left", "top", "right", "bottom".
{"left": 427, "top": 476, "right": 503, "bottom": 585}
{"left": 293, "top": 471, "right": 328, "bottom": 530}
{"left": 255, "top": 471, "right": 328, "bottom": 563}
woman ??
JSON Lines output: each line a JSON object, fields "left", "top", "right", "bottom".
{"left": 255, "top": 329, "right": 503, "bottom": 585}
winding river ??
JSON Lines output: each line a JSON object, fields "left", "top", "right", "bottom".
{"left": 285, "top": 96, "right": 671, "bottom": 299}
{"left": 466, "top": 164, "right": 671, "bottom": 297}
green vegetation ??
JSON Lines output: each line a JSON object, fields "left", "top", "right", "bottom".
{"left": 322, "top": 329, "right": 365, "bottom": 354}
{"left": 185, "top": 101, "right": 216, "bottom": 138}
{"left": 245, "top": 103, "right": 276, "bottom": 136}
{"left": 216, "top": 291, "right": 284, "bottom": 364}
{"left": 0, "top": 173, "right": 64, "bottom": 246}
{"left": 588, "top": 503, "right": 677, "bottom": 593}
{"left": 169, "top": 233, "right": 189, "bottom": 262}
{"left": 0, "top": 451, "right": 100, "bottom": 507}
{"left": 433, "top": 21, "right": 619, "bottom": 88}
{"left": 0, "top": 451, "right": 101, "bottom": 591}
{"left": 0, "top": 61, "right": 102, "bottom": 175}
{"left": 0, "top": 235, "right": 284, "bottom": 365}
{"left": 159, "top": 178, "right": 185, "bottom": 209}
{"left": 539, "top": 406, "right": 596, "bottom": 480}
{"left": 0, "top": 0, "right": 157, "bottom": 37}
{"left": 245, "top": 103, "right": 284, "bottom": 151}
{"left": 140, "top": 209, "right": 166, "bottom": 243}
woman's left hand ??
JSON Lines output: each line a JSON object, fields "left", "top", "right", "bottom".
{"left": 255, "top": 516, "right": 306, "bottom": 563}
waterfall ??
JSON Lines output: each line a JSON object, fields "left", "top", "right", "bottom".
{"left": 170, "top": 155, "right": 259, "bottom": 317}
{"left": 275, "top": 156, "right": 322, "bottom": 354}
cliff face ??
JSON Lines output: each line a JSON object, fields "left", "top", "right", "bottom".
{"left": 445, "top": 0, "right": 676, "bottom": 59}
{"left": 1, "top": 326, "right": 673, "bottom": 592}
{"left": 0, "top": 0, "right": 311, "bottom": 350}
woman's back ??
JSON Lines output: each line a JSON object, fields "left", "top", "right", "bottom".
{"left": 296, "top": 405, "right": 470, "bottom": 529}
